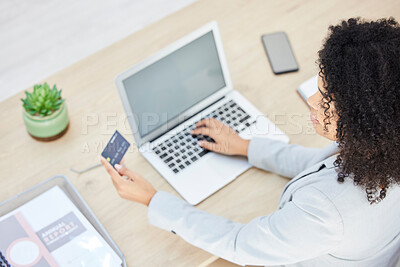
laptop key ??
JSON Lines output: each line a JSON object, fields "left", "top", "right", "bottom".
{"left": 239, "top": 115, "right": 250, "bottom": 123}
{"left": 205, "top": 136, "right": 215, "bottom": 143}
{"left": 169, "top": 163, "right": 175, "bottom": 168}
{"left": 196, "top": 134, "right": 204, "bottom": 141}
{"left": 185, "top": 161, "right": 191, "bottom": 165}
{"left": 160, "top": 153, "right": 167, "bottom": 159}
{"left": 237, "top": 107, "right": 246, "bottom": 113}
{"left": 191, "top": 156, "right": 198, "bottom": 162}
{"left": 173, "top": 168, "right": 179, "bottom": 173}
{"left": 179, "top": 164, "right": 185, "bottom": 169}
{"left": 164, "top": 156, "right": 173, "bottom": 163}
{"left": 198, "top": 149, "right": 209, "bottom": 157}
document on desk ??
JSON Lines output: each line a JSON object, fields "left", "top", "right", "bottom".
{"left": 0, "top": 186, "right": 122, "bottom": 267}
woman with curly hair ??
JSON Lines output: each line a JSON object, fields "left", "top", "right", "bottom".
{"left": 101, "top": 18, "right": 400, "bottom": 266}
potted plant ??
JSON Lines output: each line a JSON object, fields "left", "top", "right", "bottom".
{"left": 21, "top": 83, "right": 69, "bottom": 141}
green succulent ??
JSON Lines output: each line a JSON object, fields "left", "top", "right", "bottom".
{"left": 21, "top": 83, "right": 64, "bottom": 117}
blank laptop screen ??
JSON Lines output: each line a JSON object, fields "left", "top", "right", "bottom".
{"left": 122, "top": 31, "right": 226, "bottom": 137}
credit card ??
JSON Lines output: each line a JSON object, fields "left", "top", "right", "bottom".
{"left": 101, "top": 130, "right": 130, "bottom": 167}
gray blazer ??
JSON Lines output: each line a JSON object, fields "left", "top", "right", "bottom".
{"left": 148, "top": 137, "right": 400, "bottom": 266}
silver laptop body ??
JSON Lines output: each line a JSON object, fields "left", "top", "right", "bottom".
{"left": 116, "top": 21, "right": 289, "bottom": 205}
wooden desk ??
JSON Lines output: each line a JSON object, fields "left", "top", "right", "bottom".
{"left": 0, "top": 0, "right": 398, "bottom": 266}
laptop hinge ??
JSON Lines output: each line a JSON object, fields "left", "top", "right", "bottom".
{"left": 149, "top": 96, "right": 225, "bottom": 143}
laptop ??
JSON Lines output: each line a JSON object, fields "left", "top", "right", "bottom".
{"left": 116, "top": 21, "right": 289, "bottom": 205}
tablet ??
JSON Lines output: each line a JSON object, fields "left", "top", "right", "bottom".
{"left": 0, "top": 175, "right": 126, "bottom": 267}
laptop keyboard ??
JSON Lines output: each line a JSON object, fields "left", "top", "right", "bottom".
{"left": 152, "top": 100, "right": 255, "bottom": 174}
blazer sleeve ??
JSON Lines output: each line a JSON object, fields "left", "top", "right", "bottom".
{"left": 148, "top": 188, "right": 344, "bottom": 266}
{"left": 247, "top": 137, "right": 339, "bottom": 178}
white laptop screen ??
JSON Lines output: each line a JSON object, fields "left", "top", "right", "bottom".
{"left": 122, "top": 31, "right": 226, "bottom": 138}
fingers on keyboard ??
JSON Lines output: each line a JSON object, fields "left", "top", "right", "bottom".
{"left": 152, "top": 100, "right": 251, "bottom": 174}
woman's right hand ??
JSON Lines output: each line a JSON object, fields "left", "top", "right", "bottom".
{"left": 99, "top": 156, "right": 157, "bottom": 206}
{"left": 190, "top": 118, "right": 250, "bottom": 156}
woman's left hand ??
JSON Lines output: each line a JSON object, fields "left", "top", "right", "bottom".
{"left": 100, "top": 156, "right": 157, "bottom": 206}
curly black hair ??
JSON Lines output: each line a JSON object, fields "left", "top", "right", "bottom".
{"left": 318, "top": 17, "right": 400, "bottom": 204}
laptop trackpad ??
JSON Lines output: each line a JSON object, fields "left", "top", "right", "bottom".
{"left": 208, "top": 153, "right": 250, "bottom": 179}
{"left": 175, "top": 153, "right": 251, "bottom": 205}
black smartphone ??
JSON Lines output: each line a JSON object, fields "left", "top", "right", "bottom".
{"left": 261, "top": 32, "right": 299, "bottom": 74}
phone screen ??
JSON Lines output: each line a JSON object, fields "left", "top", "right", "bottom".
{"left": 262, "top": 32, "right": 298, "bottom": 74}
